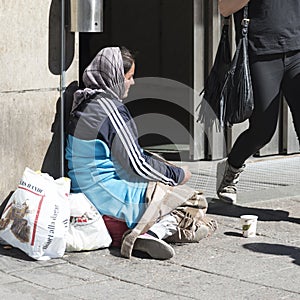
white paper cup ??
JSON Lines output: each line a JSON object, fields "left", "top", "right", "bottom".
{"left": 240, "top": 215, "right": 258, "bottom": 237}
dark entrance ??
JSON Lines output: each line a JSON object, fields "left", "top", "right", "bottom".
{"left": 79, "top": 0, "right": 195, "bottom": 159}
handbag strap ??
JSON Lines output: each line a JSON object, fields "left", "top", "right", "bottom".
{"left": 223, "top": 5, "right": 249, "bottom": 30}
{"left": 241, "top": 4, "right": 250, "bottom": 36}
{"left": 243, "top": 4, "right": 248, "bottom": 19}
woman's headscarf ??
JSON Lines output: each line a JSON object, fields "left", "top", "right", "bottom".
{"left": 72, "top": 47, "right": 125, "bottom": 111}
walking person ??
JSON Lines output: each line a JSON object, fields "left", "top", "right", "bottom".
{"left": 65, "top": 46, "right": 217, "bottom": 259}
{"left": 217, "top": 0, "right": 300, "bottom": 204}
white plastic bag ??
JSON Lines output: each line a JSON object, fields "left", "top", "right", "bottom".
{"left": 0, "top": 167, "right": 70, "bottom": 260}
{"left": 66, "top": 193, "right": 112, "bottom": 252}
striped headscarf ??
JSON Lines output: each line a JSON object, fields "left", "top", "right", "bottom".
{"left": 72, "top": 47, "right": 125, "bottom": 111}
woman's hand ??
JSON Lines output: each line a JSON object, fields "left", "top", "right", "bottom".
{"left": 180, "top": 166, "right": 192, "bottom": 185}
{"left": 218, "top": 0, "right": 250, "bottom": 17}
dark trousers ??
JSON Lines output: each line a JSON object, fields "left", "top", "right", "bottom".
{"left": 228, "top": 50, "right": 300, "bottom": 168}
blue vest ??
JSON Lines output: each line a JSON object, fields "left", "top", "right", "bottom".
{"left": 65, "top": 135, "right": 148, "bottom": 228}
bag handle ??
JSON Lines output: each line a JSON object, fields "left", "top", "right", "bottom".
{"left": 241, "top": 4, "right": 250, "bottom": 36}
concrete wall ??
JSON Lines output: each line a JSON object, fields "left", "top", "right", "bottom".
{"left": 0, "top": 0, "right": 78, "bottom": 200}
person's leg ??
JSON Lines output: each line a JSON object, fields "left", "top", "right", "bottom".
{"left": 132, "top": 214, "right": 178, "bottom": 259}
{"left": 217, "top": 54, "right": 284, "bottom": 204}
{"left": 229, "top": 54, "right": 284, "bottom": 167}
{"left": 149, "top": 190, "right": 216, "bottom": 243}
{"left": 147, "top": 213, "right": 213, "bottom": 243}
{"left": 281, "top": 50, "right": 300, "bottom": 143}
{"left": 147, "top": 214, "right": 178, "bottom": 239}
{"left": 126, "top": 187, "right": 215, "bottom": 259}
{"left": 122, "top": 182, "right": 196, "bottom": 259}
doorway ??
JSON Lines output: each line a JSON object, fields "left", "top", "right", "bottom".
{"left": 79, "top": 0, "right": 195, "bottom": 159}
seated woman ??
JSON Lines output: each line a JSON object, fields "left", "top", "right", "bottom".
{"left": 65, "top": 46, "right": 216, "bottom": 260}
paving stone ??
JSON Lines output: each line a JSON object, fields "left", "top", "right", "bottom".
{"left": 0, "top": 157, "right": 300, "bottom": 299}
{"left": 0, "top": 281, "right": 73, "bottom": 300}
{"left": 11, "top": 262, "right": 108, "bottom": 289}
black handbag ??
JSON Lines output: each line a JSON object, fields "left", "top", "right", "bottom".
{"left": 198, "top": 5, "right": 254, "bottom": 127}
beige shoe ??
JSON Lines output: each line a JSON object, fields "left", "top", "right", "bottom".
{"left": 216, "top": 159, "right": 244, "bottom": 204}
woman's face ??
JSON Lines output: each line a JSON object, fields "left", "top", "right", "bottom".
{"left": 123, "top": 62, "right": 135, "bottom": 98}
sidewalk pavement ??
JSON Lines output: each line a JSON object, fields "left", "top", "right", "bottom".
{"left": 0, "top": 156, "right": 300, "bottom": 300}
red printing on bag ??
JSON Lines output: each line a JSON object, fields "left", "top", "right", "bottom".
{"left": 30, "top": 195, "right": 45, "bottom": 246}
{"left": 18, "top": 185, "right": 44, "bottom": 197}
{"left": 70, "top": 215, "right": 89, "bottom": 224}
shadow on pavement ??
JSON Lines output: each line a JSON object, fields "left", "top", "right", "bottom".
{"left": 0, "top": 245, "right": 34, "bottom": 261}
{"left": 108, "top": 246, "right": 155, "bottom": 259}
{"left": 207, "top": 198, "right": 300, "bottom": 225}
{"left": 243, "top": 243, "right": 300, "bottom": 266}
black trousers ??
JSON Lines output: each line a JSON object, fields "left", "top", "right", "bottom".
{"left": 228, "top": 50, "right": 300, "bottom": 168}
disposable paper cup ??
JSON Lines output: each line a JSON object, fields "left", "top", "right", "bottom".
{"left": 240, "top": 215, "right": 258, "bottom": 237}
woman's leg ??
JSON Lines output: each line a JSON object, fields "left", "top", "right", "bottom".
{"left": 228, "top": 54, "right": 284, "bottom": 168}
{"left": 217, "top": 54, "right": 285, "bottom": 204}
{"left": 281, "top": 50, "right": 300, "bottom": 144}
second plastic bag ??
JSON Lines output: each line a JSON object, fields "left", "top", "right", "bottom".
{"left": 66, "top": 193, "right": 112, "bottom": 252}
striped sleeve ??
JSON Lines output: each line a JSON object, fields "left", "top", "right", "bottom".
{"left": 97, "top": 98, "right": 185, "bottom": 186}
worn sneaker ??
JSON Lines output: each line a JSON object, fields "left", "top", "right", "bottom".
{"left": 216, "top": 158, "right": 244, "bottom": 204}
{"left": 133, "top": 233, "right": 175, "bottom": 260}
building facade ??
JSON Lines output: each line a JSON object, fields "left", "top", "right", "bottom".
{"left": 0, "top": 0, "right": 298, "bottom": 201}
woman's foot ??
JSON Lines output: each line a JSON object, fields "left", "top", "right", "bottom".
{"left": 216, "top": 159, "right": 245, "bottom": 204}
